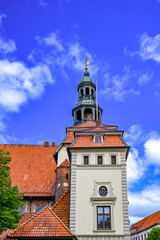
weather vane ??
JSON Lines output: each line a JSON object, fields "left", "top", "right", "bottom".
{"left": 85, "top": 56, "right": 91, "bottom": 70}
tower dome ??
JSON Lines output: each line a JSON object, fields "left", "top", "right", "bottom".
{"left": 72, "top": 60, "right": 103, "bottom": 125}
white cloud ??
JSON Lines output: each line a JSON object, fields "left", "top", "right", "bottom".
{"left": 100, "top": 67, "right": 140, "bottom": 102}
{"left": 32, "top": 32, "right": 99, "bottom": 78}
{"left": 144, "top": 136, "right": 160, "bottom": 166}
{"left": 0, "top": 38, "right": 16, "bottom": 54}
{"left": 0, "top": 13, "right": 7, "bottom": 26}
{"left": 137, "top": 73, "right": 152, "bottom": 86}
{"left": 137, "top": 33, "right": 160, "bottom": 62}
{"left": 127, "top": 148, "right": 145, "bottom": 187}
{"left": 124, "top": 124, "right": 143, "bottom": 146}
{"left": 129, "top": 184, "right": 160, "bottom": 225}
{"left": 39, "top": 0, "right": 47, "bottom": 7}
{"left": 37, "top": 33, "right": 64, "bottom": 52}
{"left": 0, "top": 59, "right": 54, "bottom": 112}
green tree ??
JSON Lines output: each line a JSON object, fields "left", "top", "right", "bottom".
{"left": 0, "top": 149, "right": 24, "bottom": 234}
{"left": 146, "top": 227, "right": 160, "bottom": 240}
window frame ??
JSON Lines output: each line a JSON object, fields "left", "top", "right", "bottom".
{"left": 97, "top": 206, "right": 111, "bottom": 230}
{"left": 84, "top": 155, "right": 89, "bottom": 165}
{"left": 97, "top": 155, "right": 103, "bottom": 165}
{"left": 111, "top": 155, "right": 117, "bottom": 165}
{"left": 94, "top": 135, "right": 103, "bottom": 144}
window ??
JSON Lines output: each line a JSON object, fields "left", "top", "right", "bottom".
{"left": 97, "top": 156, "right": 103, "bottom": 165}
{"left": 66, "top": 174, "right": 68, "bottom": 179}
{"left": 94, "top": 135, "right": 103, "bottom": 143}
{"left": 84, "top": 156, "right": 89, "bottom": 165}
{"left": 111, "top": 155, "right": 116, "bottom": 165}
{"left": 144, "top": 234, "right": 146, "bottom": 239}
{"left": 18, "top": 206, "right": 25, "bottom": 214}
{"left": 99, "top": 186, "right": 108, "bottom": 197}
{"left": 141, "top": 235, "right": 143, "bottom": 240}
{"left": 97, "top": 206, "right": 111, "bottom": 230}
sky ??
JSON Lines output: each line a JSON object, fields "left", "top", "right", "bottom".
{"left": 0, "top": 0, "right": 160, "bottom": 225}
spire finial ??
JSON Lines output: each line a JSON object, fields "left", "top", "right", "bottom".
{"left": 85, "top": 56, "right": 91, "bottom": 70}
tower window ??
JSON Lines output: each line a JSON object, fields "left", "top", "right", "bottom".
{"left": 94, "top": 135, "right": 103, "bottom": 143}
{"left": 66, "top": 174, "right": 68, "bottom": 179}
{"left": 86, "top": 87, "right": 89, "bottom": 95}
{"left": 111, "top": 156, "right": 116, "bottom": 165}
{"left": 97, "top": 206, "right": 111, "bottom": 230}
{"left": 84, "top": 156, "right": 89, "bottom": 165}
{"left": 91, "top": 89, "right": 94, "bottom": 96}
{"left": 97, "top": 156, "right": 103, "bottom": 165}
{"left": 80, "top": 88, "right": 84, "bottom": 96}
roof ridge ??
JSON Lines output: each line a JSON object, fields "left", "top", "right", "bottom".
{"left": 49, "top": 207, "right": 73, "bottom": 235}
{"left": 52, "top": 190, "right": 70, "bottom": 209}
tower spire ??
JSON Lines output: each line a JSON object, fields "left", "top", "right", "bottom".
{"left": 72, "top": 58, "right": 103, "bottom": 125}
{"left": 84, "top": 56, "right": 91, "bottom": 71}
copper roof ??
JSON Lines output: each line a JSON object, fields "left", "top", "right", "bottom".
{"left": 131, "top": 210, "right": 160, "bottom": 235}
{"left": 7, "top": 207, "right": 74, "bottom": 238}
{"left": 0, "top": 144, "right": 59, "bottom": 196}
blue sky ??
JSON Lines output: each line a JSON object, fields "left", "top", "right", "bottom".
{"left": 0, "top": 0, "right": 160, "bottom": 225}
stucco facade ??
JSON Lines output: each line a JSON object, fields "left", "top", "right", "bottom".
{"left": 69, "top": 148, "right": 130, "bottom": 240}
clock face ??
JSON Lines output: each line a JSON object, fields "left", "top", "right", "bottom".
{"left": 99, "top": 186, "right": 108, "bottom": 197}
{"left": 63, "top": 182, "right": 68, "bottom": 187}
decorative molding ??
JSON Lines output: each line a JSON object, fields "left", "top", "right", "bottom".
{"left": 120, "top": 152, "right": 130, "bottom": 236}
{"left": 77, "top": 235, "right": 131, "bottom": 240}
{"left": 70, "top": 152, "right": 77, "bottom": 234}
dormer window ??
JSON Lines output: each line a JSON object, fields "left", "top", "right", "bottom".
{"left": 94, "top": 135, "right": 103, "bottom": 143}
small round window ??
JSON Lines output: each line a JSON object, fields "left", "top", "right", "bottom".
{"left": 99, "top": 186, "right": 108, "bottom": 197}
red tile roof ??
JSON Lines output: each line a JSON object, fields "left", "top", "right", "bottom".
{"left": 18, "top": 213, "right": 35, "bottom": 226}
{"left": 76, "top": 126, "right": 122, "bottom": 134}
{"left": 0, "top": 229, "right": 14, "bottom": 240}
{"left": 0, "top": 144, "right": 59, "bottom": 196}
{"left": 7, "top": 207, "right": 74, "bottom": 238}
{"left": 70, "top": 135, "right": 126, "bottom": 148}
{"left": 57, "top": 159, "right": 70, "bottom": 168}
{"left": 131, "top": 210, "right": 160, "bottom": 235}
{"left": 64, "top": 131, "right": 75, "bottom": 143}
{"left": 52, "top": 190, "right": 70, "bottom": 227}
{"left": 67, "top": 120, "right": 117, "bottom": 130}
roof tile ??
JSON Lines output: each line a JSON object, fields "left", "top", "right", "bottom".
{"left": 0, "top": 144, "right": 59, "bottom": 196}
{"left": 8, "top": 207, "right": 73, "bottom": 238}
{"left": 131, "top": 210, "right": 160, "bottom": 235}
{"left": 70, "top": 135, "right": 125, "bottom": 148}
{"left": 52, "top": 190, "right": 70, "bottom": 227}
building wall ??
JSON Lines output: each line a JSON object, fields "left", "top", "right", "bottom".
{"left": 70, "top": 148, "right": 130, "bottom": 240}
{"left": 131, "top": 224, "right": 160, "bottom": 240}
{"left": 57, "top": 145, "right": 69, "bottom": 166}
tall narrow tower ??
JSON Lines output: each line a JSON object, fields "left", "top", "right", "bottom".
{"left": 72, "top": 62, "right": 103, "bottom": 125}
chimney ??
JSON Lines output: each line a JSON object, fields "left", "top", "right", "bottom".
{"left": 52, "top": 142, "right": 55, "bottom": 147}
{"left": 96, "top": 120, "right": 100, "bottom": 126}
{"left": 44, "top": 141, "right": 49, "bottom": 147}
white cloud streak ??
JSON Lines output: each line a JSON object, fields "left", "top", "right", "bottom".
{"left": 137, "top": 73, "right": 152, "bottom": 86}
{"left": 137, "top": 33, "right": 160, "bottom": 63}
{"left": 127, "top": 148, "right": 145, "bottom": 188}
{"left": 129, "top": 184, "right": 160, "bottom": 224}
{"left": 0, "top": 38, "right": 16, "bottom": 54}
{"left": 100, "top": 67, "right": 140, "bottom": 102}
{"left": 0, "top": 13, "right": 7, "bottom": 26}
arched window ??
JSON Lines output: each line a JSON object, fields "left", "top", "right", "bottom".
{"left": 91, "top": 89, "right": 94, "bottom": 96}
{"left": 76, "top": 110, "right": 82, "bottom": 121}
{"left": 84, "top": 108, "right": 92, "bottom": 120}
{"left": 80, "top": 88, "right": 84, "bottom": 96}
{"left": 86, "top": 88, "right": 89, "bottom": 95}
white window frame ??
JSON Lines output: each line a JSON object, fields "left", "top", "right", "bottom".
{"left": 94, "top": 135, "right": 103, "bottom": 144}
